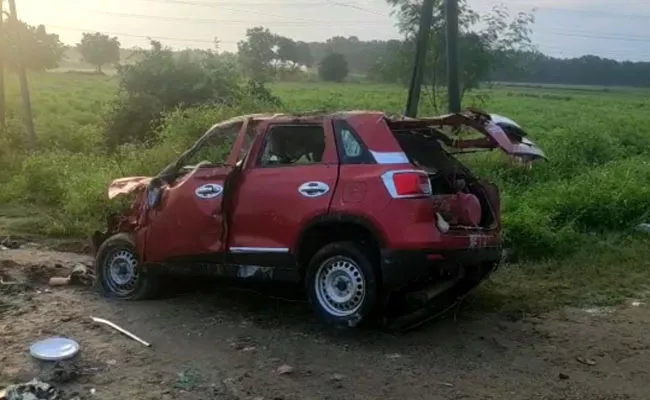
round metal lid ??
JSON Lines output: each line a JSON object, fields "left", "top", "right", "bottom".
{"left": 29, "top": 337, "right": 80, "bottom": 361}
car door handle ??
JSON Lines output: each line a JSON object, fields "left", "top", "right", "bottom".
{"left": 298, "top": 181, "right": 330, "bottom": 198}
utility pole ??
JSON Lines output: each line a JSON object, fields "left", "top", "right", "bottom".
{"left": 445, "top": 0, "right": 461, "bottom": 113}
{"left": 404, "top": 0, "right": 434, "bottom": 118}
{"left": 0, "top": 0, "right": 6, "bottom": 128}
{"left": 8, "top": 0, "right": 35, "bottom": 148}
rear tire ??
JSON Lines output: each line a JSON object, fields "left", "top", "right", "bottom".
{"left": 94, "top": 233, "right": 159, "bottom": 300}
{"left": 305, "top": 241, "right": 378, "bottom": 329}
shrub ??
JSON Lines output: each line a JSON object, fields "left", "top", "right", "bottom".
{"left": 103, "top": 41, "right": 280, "bottom": 149}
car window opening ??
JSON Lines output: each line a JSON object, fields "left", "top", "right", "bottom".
{"left": 185, "top": 121, "right": 245, "bottom": 169}
{"left": 259, "top": 124, "right": 326, "bottom": 166}
{"left": 390, "top": 127, "right": 496, "bottom": 230}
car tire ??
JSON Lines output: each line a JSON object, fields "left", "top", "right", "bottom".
{"left": 305, "top": 241, "right": 378, "bottom": 329}
{"left": 94, "top": 233, "right": 159, "bottom": 300}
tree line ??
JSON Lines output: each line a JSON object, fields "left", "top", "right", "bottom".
{"left": 491, "top": 52, "right": 650, "bottom": 88}
{"left": 4, "top": 0, "right": 650, "bottom": 89}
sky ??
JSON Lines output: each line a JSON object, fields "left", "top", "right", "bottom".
{"left": 14, "top": 0, "right": 650, "bottom": 62}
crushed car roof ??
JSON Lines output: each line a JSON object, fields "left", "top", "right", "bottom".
{"left": 215, "top": 109, "right": 506, "bottom": 126}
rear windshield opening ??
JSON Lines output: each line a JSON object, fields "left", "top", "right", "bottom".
{"left": 390, "top": 128, "right": 472, "bottom": 177}
{"left": 391, "top": 128, "right": 497, "bottom": 229}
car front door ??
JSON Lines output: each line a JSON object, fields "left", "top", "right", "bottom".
{"left": 142, "top": 118, "right": 254, "bottom": 264}
{"left": 227, "top": 117, "right": 339, "bottom": 270}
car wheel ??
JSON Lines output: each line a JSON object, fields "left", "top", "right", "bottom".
{"left": 94, "top": 233, "right": 159, "bottom": 300}
{"left": 305, "top": 241, "right": 378, "bottom": 328}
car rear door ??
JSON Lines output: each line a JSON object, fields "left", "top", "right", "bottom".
{"left": 226, "top": 117, "right": 339, "bottom": 269}
{"left": 389, "top": 112, "right": 547, "bottom": 161}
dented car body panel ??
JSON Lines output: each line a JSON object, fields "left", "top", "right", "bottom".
{"left": 95, "top": 109, "right": 546, "bottom": 328}
{"left": 108, "top": 176, "right": 152, "bottom": 199}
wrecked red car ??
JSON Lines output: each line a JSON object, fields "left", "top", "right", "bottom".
{"left": 92, "top": 109, "right": 545, "bottom": 330}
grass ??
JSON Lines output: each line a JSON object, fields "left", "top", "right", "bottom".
{"left": 0, "top": 72, "right": 649, "bottom": 315}
{"left": 472, "top": 233, "right": 650, "bottom": 318}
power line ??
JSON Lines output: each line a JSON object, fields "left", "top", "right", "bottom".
{"left": 535, "top": 6, "right": 650, "bottom": 20}
{"left": 144, "top": 0, "right": 650, "bottom": 20}
{"left": 48, "top": 24, "right": 237, "bottom": 44}
{"left": 47, "top": 24, "right": 648, "bottom": 61}
{"left": 141, "top": 0, "right": 334, "bottom": 7}
{"left": 482, "top": 1, "right": 650, "bottom": 21}
{"left": 142, "top": 0, "right": 391, "bottom": 16}
{"left": 50, "top": 23, "right": 650, "bottom": 51}
{"left": 539, "top": 31, "right": 650, "bottom": 44}
{"left": 58, "top": 7, "right": 392, "bottom": 25}
{"left": 46, "top": 4, "right": 650, "bottom": 57}
{"left": 323, "top": 0, "right": 388, "bottom": 17}
{"left": 54, "top": 8, "right": 650, "bottom": 43}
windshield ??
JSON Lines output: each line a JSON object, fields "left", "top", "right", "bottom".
{"left": 157, "top": 118, "right": 246, "bottom": 182}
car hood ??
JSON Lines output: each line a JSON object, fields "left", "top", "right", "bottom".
{"left": 108, "top": 176, "right": 152, "bottom": 199}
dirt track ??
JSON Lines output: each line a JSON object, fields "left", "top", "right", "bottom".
{"left": 1, "top": 247, "right": 649, "bottom": 400}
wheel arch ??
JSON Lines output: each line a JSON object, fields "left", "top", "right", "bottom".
{"left": 294, "top": 212, "right": 386, "bottom": 276}
{"left": 94, "top": 231, "right": 159, "bottom": 300}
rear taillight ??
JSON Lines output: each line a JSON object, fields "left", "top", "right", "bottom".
{"left": 381, "top": 170, "right": 432, "bottom": 198}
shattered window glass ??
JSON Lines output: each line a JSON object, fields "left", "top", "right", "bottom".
{"left": 188, "top": 121, "right": 243, "bottom": 167}
{"left": 239, "top": 120, "right": 260, "bottom": 163}
{"left": 340, "top": 128, "right": 362, "bottom": 157}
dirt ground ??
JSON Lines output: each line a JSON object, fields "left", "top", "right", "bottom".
{"left": 1, "top": 244, "right": 649, "bottom": 400}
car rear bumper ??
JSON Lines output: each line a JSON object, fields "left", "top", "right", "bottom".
{"left": 379, "top": 246, "right": 502, "bottom": 291}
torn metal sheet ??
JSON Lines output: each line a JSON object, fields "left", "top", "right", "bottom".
{"left": 108, "top": 176, "right": 152, "bottom": 199}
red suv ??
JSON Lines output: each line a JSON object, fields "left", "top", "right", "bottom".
{"left": 93, "top": 109, "right": 545, "bottom": 329}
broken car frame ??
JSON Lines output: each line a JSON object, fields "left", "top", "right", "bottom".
{"left": 92, "top": 108, "right": 546, "bottom": 331}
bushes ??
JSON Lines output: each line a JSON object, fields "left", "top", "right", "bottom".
{"left": 0, "top": 151, "right": 122, "bottom": 235}
{"left": 497, "top": 156, "right": 650, "bottom": 260}
{"left": 0, "top": 103, "right": 267, "bottom": 236}
{"left": 502, "top": 205, "right": 584, "bottom": 260}
{"left": 103, "top": 41, "right": 280, "bottom": 149}
{"left": 103, "top": 93, "right": 165, "bottom": 149}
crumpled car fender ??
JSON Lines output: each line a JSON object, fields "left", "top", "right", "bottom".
{"left": 108, "top": 176, "right": 152, "bottom": 199}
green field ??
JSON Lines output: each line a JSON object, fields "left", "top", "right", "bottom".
{"left": 1, "top": 72, "right": 649, "bottom": 316}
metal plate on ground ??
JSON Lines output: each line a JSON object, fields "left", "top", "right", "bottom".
{"left": 29, "top": 337, "right": 80, "bottom": 361}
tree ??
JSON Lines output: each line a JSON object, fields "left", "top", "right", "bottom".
{"left": 490, "top": 52, "right": 650, "bottom": 87}
{"left": 2, "top": 20, "right": 64, "bottom": 72}
{"left": 318, "top": 52, "right": 349, "bottom": 82}
{"left": 380, "top": 0, "right": 535, "bottom": 110}
{"left": 237, "top": 27, "right": 278, "bottom": 81}
{"left": 105, "top": 40, "right": 281, "bottom": 149}
{"left": 295, "top": 41, "right": 313, "bottom": 68}
{"left": 276, "top": 36, "right": 301, "bottom": 71}
{"left": 367, "top": 40, "right": 412, "bottom": 84}
{"left": 77, "top": 32, "right": 121, "bottom": 73}
{"left": 308, "top": 36, "right": 388, "bottom": 74}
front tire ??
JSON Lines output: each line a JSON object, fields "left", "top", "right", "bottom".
{"left": 305, "top": 241, "right": 378, "bottom": 328}
{"left": 94, "top": 233, "right": 159, "bottom": 300}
